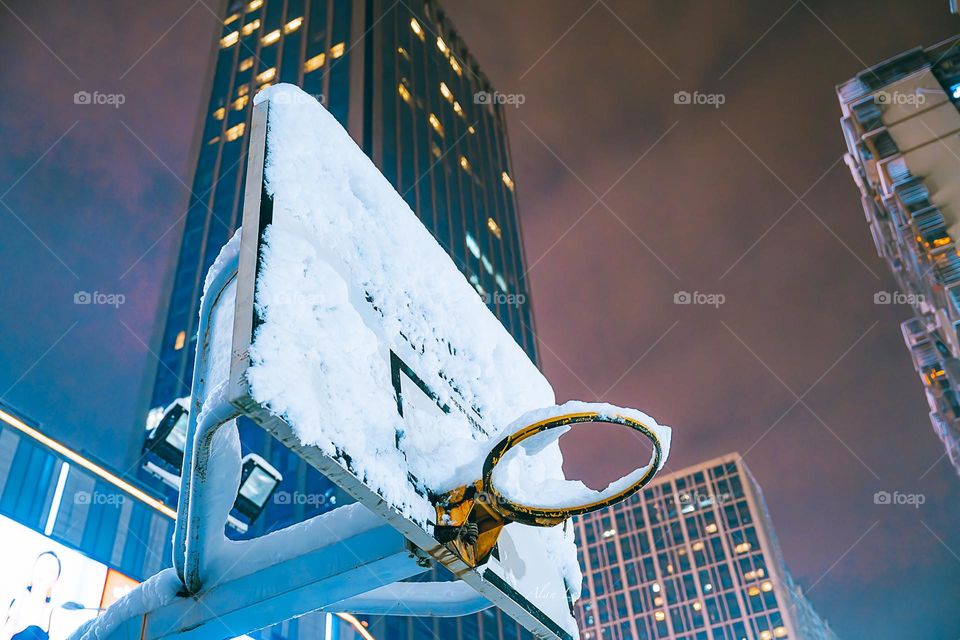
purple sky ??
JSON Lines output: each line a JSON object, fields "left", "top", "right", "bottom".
{"left": 0, "top": 1, "right": 958, "bottom": 637}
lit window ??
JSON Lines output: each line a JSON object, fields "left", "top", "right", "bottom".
{"left": 207, "top": 136, "right": 220, "bottom": 145}
{"left": 436, "top": 36, "right": 448, "bottom": 55}
{"left": 459, "top": 156, "right": 471, "bottom": 172}
{"left": 174, "top": 331, "right": 186, "bottom": 351}
{"left": 304, "top": 53, "right": 326, "bottom": 73}
{"left": 601, "top": 528, "right": 616, "bottom": 539}
{"left": 440, "top": 82, "right": 454, "bottom": 102}
{"left": 481, "top": 255, "right": 493, "bottom": 275}
{"left": 262, "top": 29, "right": 280, "bottom": 45}
{"left": 501, "top": 171, "right": 514, "bottom": 191}
{"left": 224, "top": 13, "right": 240, "bottom": 25}
{"left": 431, "top": 143, "right": 441, "bottom": 159}
{"left": 233, "top": 95, "right": 249, "bottom": 110}
{"left": 773, "top": 627, "right": 787, "bottom": 638}
{"left": 653, "top": 611, "right": 666, "bottom": 622}
{"left": 237, "top": 84, "right": 250, "bottom": 97}
{"left": 225, "top": 122, "right": 246, "bottom": 142}
{"left": 410, "top": 18, "right": 425, "bottom": 40}
{"left": 951, "top": 82, "right": 960, "bottom": 99}
{"left": 735, "top": 542, "right": 752, "bottom": 554}
{"left": 284, "top": 17, "right": 303, "bottom": 33}
{"left": 449, "top": 56, "right": 462, "bottom": 76}
{"left": 745, "top": 570, "right": 756, "bottom": 580}
{"left": 246, "top": 0, "right": 262, "bottom": 11}
{"left": 487, "top": 217, "right": 502, "bottom": 239}
{"left": 933, "top": 236, "right": 952, "bottom": 247}
{"left": 651, "top": 583, "right": 661, "bottom": 593}
{"left": 666, "top": 563, "right": 674, "bottom": 574}
{"left": 238, "top": 57, "right": 254, "bottom": 72}
{"left": 220, "top": 31, "right": 239, "bottom": 48}
{"left": 757, "top": 568, "right": 765, "bottom": 577}
{"left": 397, "top": 46, "right": 410, "bottom": 60}
{"left": 428, "top": 113, "right": 444, "bottom": 136}
{"left": 398, "top": 83, "right": 412, "bottom": 104}
{"left": 330, "top": 42, "right": 345, "bottom": 59}
{"left": 465, "top": 233, "right": 481, "bottom": 259}
{"left": 748, "top": 586, "right": 761, "bottom": 597}
{"left": 705, "top": 523, "right": 718, "bottom": 534}
{"left": 241, "top": 18, "right": 260, "bottom": 36}
{"left": 704, "top": 583, "right": 713, "bottom": 591}
{"left": 495, "top": 274, "right": 508, "bottom": 292}
{"left": 653, "top": 596, "right": 664, "bottom": 606}
{"left": 256, "top": 67, "right": 276, "bottom": 83}
{"left": 213, "top": 107, "right": 226, "bottom": 120}
{"left": 761, "top": 580, "right": 773, "bottom": 592}
{"left": 453, "top": 101, "right": 464, "bottom": 117}
{"left": 760, "top": 632, "right": 773, "bottom": 640}
{"left": 691, "top": 541, "right": 704, "bottom": 551}
{"left": 467, "top": 125, "right": 475, "bottom": 134}
{"left": 692, "top": 601, "right": 702, "bottom": 612}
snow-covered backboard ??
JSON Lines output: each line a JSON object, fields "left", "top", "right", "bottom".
{"left": 222, "top": 85, "right": 670, "bottom": 640}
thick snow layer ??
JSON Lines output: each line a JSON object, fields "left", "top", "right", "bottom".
{"left": 247, "top": 84, "right": 558, "bottom": 526}
{"left": 68, "top": 569, "right": 181, "bottom": 640}
{"left": 491, "top": 401, "right": 672, "bottom": 509}
{"left": 235, "top": 85, "right": 672, "bottom": 633}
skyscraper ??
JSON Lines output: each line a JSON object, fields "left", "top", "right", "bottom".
{"left": 134, "top": 1, "right": 540, "bottom": 637}
{"left": 573, "top": 454, "right": 838, "bottom": 640}
{"left": 147, "top": 0, "right": 536, "bottom": 420}
{"left": 837, "top": 36, "right": 960, "bottom": 477}
{"left": 138, "top": 0, "right": 538, "bottom": 521}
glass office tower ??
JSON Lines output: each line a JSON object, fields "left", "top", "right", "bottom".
{"left": 135, "top": 1, "right": 538, "bottom": 637}
{"left": 139, "top": 0, "right": 537, "bottom": 523}
{"left": 837, "top": 37, "right": 960, "bottom": 478}
{"left": 148, "top": 0, "right": 536, "bottom": 416}
{"left": 574, "top": 454, "right": 839, "bottom": 640}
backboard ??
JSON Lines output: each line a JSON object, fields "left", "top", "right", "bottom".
{"left": 226, "top": 84, "right": 583, "bottom": 638}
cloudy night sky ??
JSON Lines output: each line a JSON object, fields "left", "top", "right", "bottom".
{"left": 0, "top": 1, "right": 959, "bottom": 638}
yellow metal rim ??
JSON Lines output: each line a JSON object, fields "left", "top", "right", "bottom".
{"left": 481, "top": 411, "right": 663, "bottom": 526}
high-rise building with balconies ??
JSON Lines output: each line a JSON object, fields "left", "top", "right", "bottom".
{"left": 573, "top": 454, "right": 839, "bottom": 640}
{"left": 837, "top": 36, "right": 960, "bottom": 477}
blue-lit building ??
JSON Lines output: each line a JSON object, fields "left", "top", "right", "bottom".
{"left": 130, "top": 0, "right": 539, "bottom": 638}
{"left": 137, "top": 0, "right": 538, "bottom": 541}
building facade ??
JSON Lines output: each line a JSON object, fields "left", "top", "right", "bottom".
{"left": 573, "top": 454, "right": 839, "bottom": 640}
{"left": 133, "top": 1, "right": 539, "bottom": 637}
{"left": 837, "top": 37, "right": 960, "bottom": 477}
{"left": 148, "top": 0, "right": 536, "bottom": 419}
